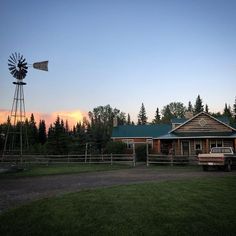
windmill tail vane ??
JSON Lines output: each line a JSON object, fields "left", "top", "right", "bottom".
{"left": 33, "top": 61, "right": 49, "bottom": 71}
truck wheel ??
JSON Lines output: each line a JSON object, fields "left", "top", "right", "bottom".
{"left": 224, "top": 161, "right": 232, "bottom": 172}
{"left": 202, "top": 166, "right": 208, "bottom": 171}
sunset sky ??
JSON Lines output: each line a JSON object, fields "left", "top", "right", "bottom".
{"left": 1, "top": 0, "right": 236, "bottom": 127}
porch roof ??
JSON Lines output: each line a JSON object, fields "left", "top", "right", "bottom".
{"left": 157, "top": 131, "right": 236, "bottom": 140}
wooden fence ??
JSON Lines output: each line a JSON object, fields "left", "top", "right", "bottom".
{"left": 1, "top": 153, "right": 136, "bottom": 166}
{"left": 147, "top": 154, "right": 198, "bottom": 166}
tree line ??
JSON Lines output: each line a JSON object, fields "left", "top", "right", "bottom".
{"left": 138, "top": 95, "right": 236, "bottom": 125}
{"left": 0, "top": 95, "right": 236, "bottom": 154}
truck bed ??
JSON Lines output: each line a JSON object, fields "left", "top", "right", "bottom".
{"left": 198, "top": 153, "right": 224, "bottom": 166}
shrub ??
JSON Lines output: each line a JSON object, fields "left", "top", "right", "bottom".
{"left": 104, "top": 141, "right": 126, "bottom": 154}
{"left": 135, "top": 144, "right": 147, "bottom": 162}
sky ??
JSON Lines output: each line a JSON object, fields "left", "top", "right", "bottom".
{"left": 1, "top": 0, "right": 236, "bottom": 127}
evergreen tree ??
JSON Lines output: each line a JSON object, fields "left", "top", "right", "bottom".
{"left": 46, "top": 116, "right": 70, "bottom": 154}
{"left": 187, "top": 101, "right": 193, "bottom": 112}
{"left": 138, "top": 103, "right": 148, "bottom": 125}
{"left": 223, "top": 103, "right": 232, "bottom": 118}
{"left": 127, "top": 114, "right": 131, "bottom": 125}
{"left": 194, "top": 95, "right": 204, "bottom": 115}
{"left": 233, "top": 97, "right": 236, "bottom": 120}
{"left": 161, "top": 105, "right": 174, "bottom": 123}
{"left": 152, "top": 107, "right": 161, "bottom": 124}
{"left": 205, "top": 104, "right": 209, "bottom": 113}
{"left": 28, "top": 113, "right": 38, "bottom": 146}
{"left": 38, "top": 120, "right": 47, "bottom": 145}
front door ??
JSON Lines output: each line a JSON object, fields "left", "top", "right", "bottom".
{"left": 182, "top": 141, "right": 190, "bottom": 156}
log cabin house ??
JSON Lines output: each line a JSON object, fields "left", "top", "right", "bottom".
{"left": 111, "top": 112, "right": 236, "bottom": 156}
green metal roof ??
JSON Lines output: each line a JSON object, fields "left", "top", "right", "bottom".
{"left": 112, "top": 124, "right": 172, "bottom": 138}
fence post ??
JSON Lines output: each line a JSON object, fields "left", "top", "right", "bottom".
{"left": 146, "top": 143, "right": 149, "bottom": 167}
{"left": 85, "top": 143, "right": 88, "bottom": 163}
{"left": 111, "top": 153, "right": 113, "bottom": 165}
{"left": 133, "top": 153, "right": 136, "bottom": 167}
{"left": 170, "top": 155, "right": 173, "bottom": 166}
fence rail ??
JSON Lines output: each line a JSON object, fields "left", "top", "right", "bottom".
{"left": 147, "top": 154, "right": 198, "bottom": 166}
{"left": 1, "top": 154, "right": 136, "bottom": 166}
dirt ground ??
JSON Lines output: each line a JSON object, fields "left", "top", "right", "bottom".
{"left": 0, "top": 166, "right": 236, "bottom": 213}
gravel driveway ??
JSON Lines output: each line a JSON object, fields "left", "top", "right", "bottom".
{"left": 1, "top": 166, "right": 235, "bottom": 213}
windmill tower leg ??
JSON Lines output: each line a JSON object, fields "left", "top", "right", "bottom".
{"left": 2, "top": 81, "right": 29, "bottom": 164}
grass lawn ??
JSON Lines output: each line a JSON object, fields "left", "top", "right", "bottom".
{"left": 1, "top": 176, "right": 236, "bottom": 236}
{"left": 0, "top": 163, "right": 131, "bottom": 178}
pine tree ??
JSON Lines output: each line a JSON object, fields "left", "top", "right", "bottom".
{"left": 152, "top": 107, "right": 161, "bottom": 124}
{"left": 46, "top": 116, "right": 70, "bottom": 154}
{"left": 233, "top": 97, "right": 236, "bottom": 121}
{"left": 205, "top": 104, "right": 209, "bottom": 113}
{"left": 187, "top": 101, "right": 193, "bottom": 112}
{"left": 194, "top": 95, "right": 204, "bottom": 115}
{"left": 38, "top": 120, "right": 47, "bottom": 145}
{"left": 28, "top": 113, "right": 38, "bottom": 146}
{"left": 161, "top": 105, "right": 173, "bottom": 123}
{"left": 223, "top": 103, "right": 232, "bottom": 118}
{"left": 127, "top": 114, "right": 131, "bottom": 125}
{"left": 138, "top": 103, "right": 148, "bottom": 125}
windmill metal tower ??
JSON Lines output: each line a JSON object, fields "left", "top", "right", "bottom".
{"left": 2, "top": 53, "right": 48, "bottom": 162}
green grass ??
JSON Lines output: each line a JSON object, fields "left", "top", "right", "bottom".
{"left": 1, "top": 176, "right": 236, "bottom": 236}
{"left": 0, "top": 163, "right": 131, "bottom": 178}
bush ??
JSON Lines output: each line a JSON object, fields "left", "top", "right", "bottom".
{"left": 104, "top": 141, "right": 126, "bottom": 154}
{"left": 135, "top": 144, "right": 147, "bottom": 162}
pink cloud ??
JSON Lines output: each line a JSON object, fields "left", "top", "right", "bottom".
{"left": 0, "top": 109, "right": 88, "bottom": 129}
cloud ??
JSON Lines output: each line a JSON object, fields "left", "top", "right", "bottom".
{"left": 0, "top": 109, "right": 88, "bottom": 129}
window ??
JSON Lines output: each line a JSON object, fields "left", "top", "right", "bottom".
{"left": 122, "top": 139, "right": 134, "bottom": 149}
{"left": 210, "top": 140, "right": 223, "bottom": 148}
{"left": 194, "top": 140, "right": 202, "bottom": 150}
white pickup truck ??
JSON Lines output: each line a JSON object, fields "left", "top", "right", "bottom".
{"left": 198, "top": 147, "right": 236, "bottom": 171}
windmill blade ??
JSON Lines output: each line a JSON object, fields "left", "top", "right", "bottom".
{"left": 14, "top": 52, "right": 18, "bottom": 61}
{"left": 22, "top": 68, "right": 28, "bottom": 74}
{"left": 10, "top": 54, "right": 16, "bottom": 63}
{"left": 33, "top": 61, "right": 48, "bottom": 71}
{"left": 10, "top": 69, "right": 17, "bottom": 75}
{"left": 9, "top": 66, "right": 16, "bottom": 71}
{"left": 8, "top": 63, "right": 15, "bottom": 68}
{"left": 12, "top": 70, "right": 18, "bottom": 78}
{"left": 8, "top": 59, "right": 15, "bottom": 64}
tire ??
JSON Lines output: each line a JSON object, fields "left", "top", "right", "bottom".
{"left": 202, "top": 165, "right": 208, "bottom": 171}
{"left": 224, "top": 161, "right": 232, "bottom": 172}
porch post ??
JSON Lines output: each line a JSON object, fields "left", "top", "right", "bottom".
{"left": 157, "top": 139, "right": 161, "bottom": 153}
{"left": 177, "top": 139, "right": 181, "bottom": 155}
{"left": 206, "top": 139, "right": 209, "bottom": 153}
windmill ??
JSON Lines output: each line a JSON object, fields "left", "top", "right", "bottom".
{"left": 2, "top": 53, "right": 48, "bottom": 162}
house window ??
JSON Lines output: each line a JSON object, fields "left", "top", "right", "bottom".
{"left": 194, "top": 140, "right": 202, "bottom": 150}
{"left": 210, "top": 140, "right": 223, "bottom": 148}
{"left": 122, "top": 139, "right": 134, "bottom": 149}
